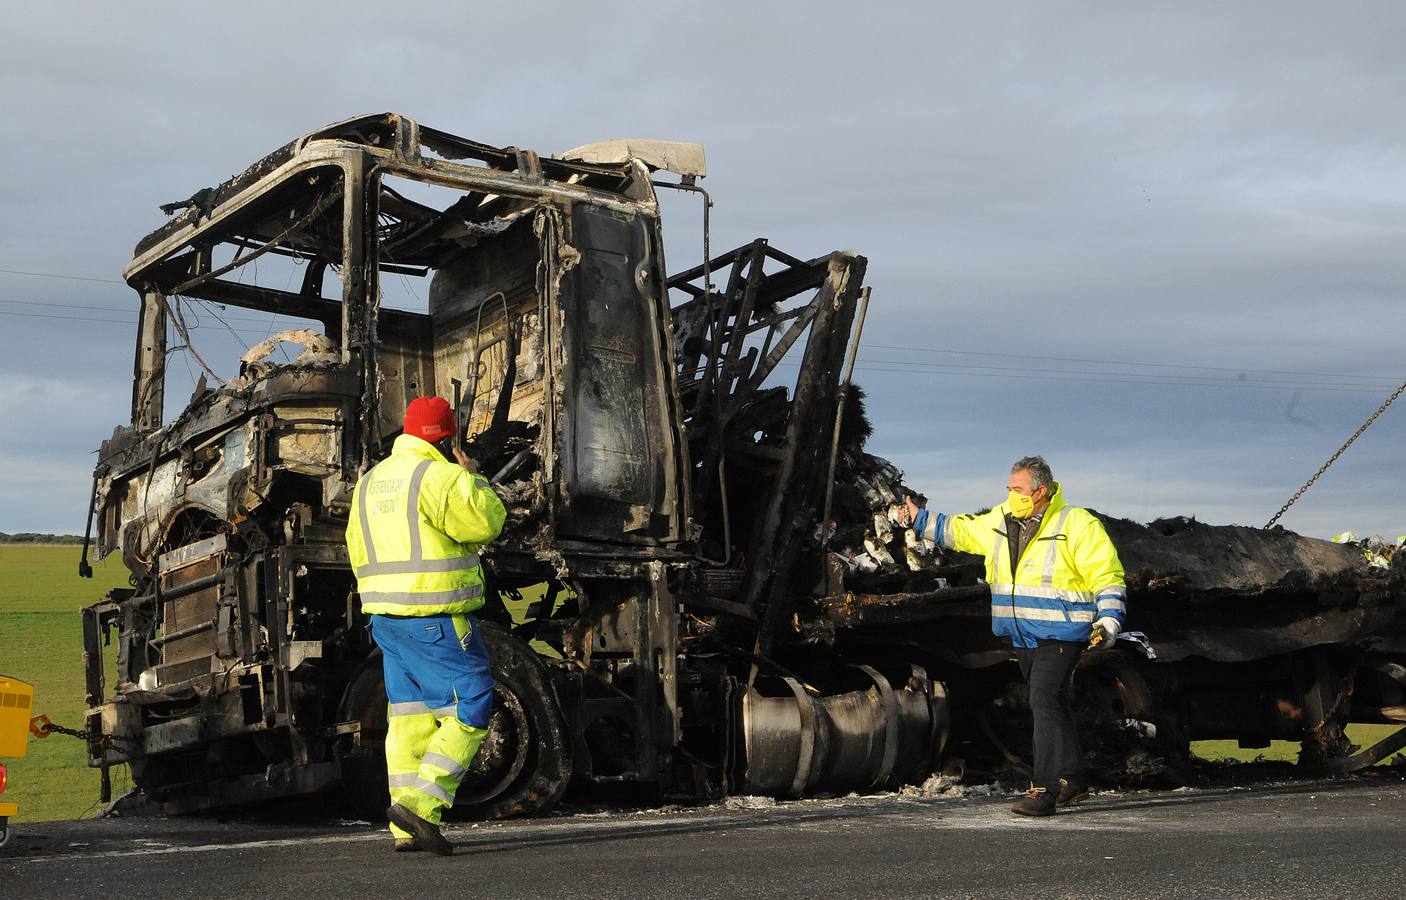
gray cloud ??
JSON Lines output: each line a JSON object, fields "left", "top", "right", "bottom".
{"left": 1, "top": 1, "right": 1403, "bottom": 540}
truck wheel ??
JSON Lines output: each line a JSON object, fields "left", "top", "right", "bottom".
{"left": 456, "top": 620, "right": 572, "bottom": 819}
{"left": 1075, "top": 651, "right": 1192, "bottom": 785}
{"left": 0, "top": 818, "right": 11, "bottom": 851}
{"left": 336, "top": 621, "right": 571, "bottom": 820}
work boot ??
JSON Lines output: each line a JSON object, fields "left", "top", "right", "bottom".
{"left": 393, "top": 838, "right": 422, "bottom": 853}
{"left": 1056, "top": 778, "right": 1089, "bottom": 808}
{"left": 1009, "top": 785, "right": 1057, "bottom": 817}
{"left": 387, "top": 804, "right": 453, "bottom": 856}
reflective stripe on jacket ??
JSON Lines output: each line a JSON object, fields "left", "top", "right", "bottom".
{"left": 346, "top": 434, "right": 506, "bottom": 616}
{"left": 915, "top": 482, "right": 1126, "bottom": 647}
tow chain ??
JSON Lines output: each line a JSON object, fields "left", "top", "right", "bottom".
{"left": 29, "top": 715, "right": 136, "bottom": 749}
{"left": 1265, "top": 377, "right": 1406, "bottom": 529}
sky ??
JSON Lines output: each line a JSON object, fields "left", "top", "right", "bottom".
{"left": 1, "top": 1, "right": 1403, "bottom": 541}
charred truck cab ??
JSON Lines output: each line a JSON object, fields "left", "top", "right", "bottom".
{"left": 82, "top": 114, "right": 948, "bottom": 815}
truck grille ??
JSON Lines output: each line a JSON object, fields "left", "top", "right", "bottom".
{"left": 156, "top": 534, "right": 226, "bottom": 683}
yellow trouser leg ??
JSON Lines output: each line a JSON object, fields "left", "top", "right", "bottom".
{"left": 397, "top": 716, "right": 488, "bottom": 824}
{"left": 386, "top": 709, "right": 437, "bottom": 839}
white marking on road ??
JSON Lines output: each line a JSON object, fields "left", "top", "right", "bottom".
{"left": 12, "top": 801, "right": 903, "bottom": 865}
{"left": 17, "top": 831, "right": 387, "bottom": 864}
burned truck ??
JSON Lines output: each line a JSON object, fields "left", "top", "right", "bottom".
{"left": 79, "top": 113, "right": 1406, "bottom": 817}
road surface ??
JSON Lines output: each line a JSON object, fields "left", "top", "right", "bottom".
{"left": 3, "top": 777, "right": 1402, "bottom": 898}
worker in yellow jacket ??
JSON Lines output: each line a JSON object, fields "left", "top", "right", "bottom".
{"left": 904, "top": 455, "right": 1126, "bottom": 818}
{"left": 346, "top": 396, "right": 506, "bottom": 855}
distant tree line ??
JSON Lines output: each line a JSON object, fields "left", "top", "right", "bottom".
{"left": 0, "top": 532, "right": 85, "bottom": 544}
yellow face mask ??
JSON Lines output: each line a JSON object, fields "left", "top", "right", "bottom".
{"left": 1007, "top": 490, "right": 1036, "bottom": 519}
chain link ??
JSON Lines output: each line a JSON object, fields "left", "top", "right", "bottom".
{"left": 30, "top": 715, "right": 136, "bottom": 747}
{"left": 1265, "top": 378, "right": 1406, "bottom": 529}
{"left": 38, "top": 719, "right": 89, "bottom": 740}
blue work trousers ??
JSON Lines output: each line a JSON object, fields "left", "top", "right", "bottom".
{"left": 369, "top": 613, "right": 493, "bottom": 831}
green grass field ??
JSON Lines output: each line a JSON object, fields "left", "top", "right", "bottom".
{"left": 0, "top": 545, "right": 130, "bottom": 823}
{"left": 1191, "top": 725, "right": 1403, "bottom": 765}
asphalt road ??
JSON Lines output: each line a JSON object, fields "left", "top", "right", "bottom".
{"left": 3, "top": 777, "right": 1402, "bottom": 899}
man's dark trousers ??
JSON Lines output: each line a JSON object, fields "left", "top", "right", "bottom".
{"left": 1014, "top": 640, "right": 1085, "bottom": 793}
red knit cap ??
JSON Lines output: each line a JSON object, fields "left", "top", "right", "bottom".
{"left": 403, "top": 396, "right": 456, "bottom": 443}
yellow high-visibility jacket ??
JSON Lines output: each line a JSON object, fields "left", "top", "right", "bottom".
{"left": 346, "top": 434, "right": 506, "bottom": 617}
{"left": 915, "top": 483, "right": 1126, "bottom": 647}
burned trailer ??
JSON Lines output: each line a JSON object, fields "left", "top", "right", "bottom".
{"left": 807, "top": 491, "right": 1406, "bottom": 783}
{"left": 79, "top": 113, "right": 948, "bottom": 817}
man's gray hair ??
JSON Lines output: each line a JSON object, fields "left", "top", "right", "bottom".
{"left": 1011, "top": 455, "right": 1053, "bottom": 490}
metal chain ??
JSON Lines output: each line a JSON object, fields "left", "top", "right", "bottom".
{"left": 37, "top": 719, "right": 88, "bottom": 740}
{"left": 1265, "top": 377, "right": 1406, "bottom": 529}
{"left": 30, "top": 715, "right": 136, "bottom": 747}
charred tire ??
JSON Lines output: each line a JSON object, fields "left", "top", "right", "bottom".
{"left": 336, "top": 620, "right": 571, "bottom": 820}
{"left": 455, "top": 620, "right": 572, "bottom": 819}
{"left": 1075, "top": 651, "right": 1156, "bottom": 723}
{"left": 1075, "top": 650, "right": 1192, "bottom": 785}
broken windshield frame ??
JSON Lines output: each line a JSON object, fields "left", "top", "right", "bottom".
{"left": 122, "top": 135, "right": 661, "bottom": 433}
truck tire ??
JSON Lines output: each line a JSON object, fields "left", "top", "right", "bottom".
{"left": 1075, "top": 650, "right": 1192, "bottom": 786}
{"left": 337, "top": 620, "right": 571, "bottom": 820}
{"left": 456, "top": 620, "right": 572, "bottom": 818}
